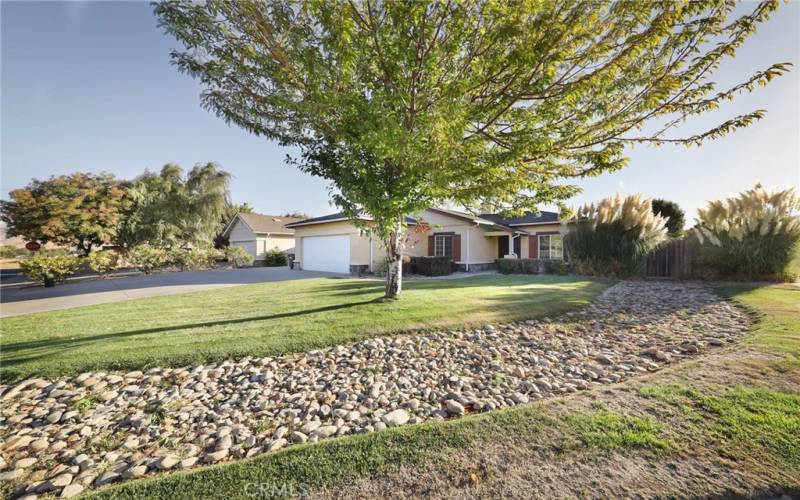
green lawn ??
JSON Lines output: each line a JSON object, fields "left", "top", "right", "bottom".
{"left": 85, "top": 283, "right": 800, "bottom": 500}
{"left": 0, "top": 274, "right": 609, "bottom": 381}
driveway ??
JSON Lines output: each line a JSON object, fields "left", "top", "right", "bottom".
{"left": 0, "top": 267, "right": 345, "bottom": 317}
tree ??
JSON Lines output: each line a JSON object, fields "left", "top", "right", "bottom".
{"left": 281, "top": 211, "right": 311, "bottom": 219}
{"left": 120, "top": 162, "right": 231, "bottom": 248}
{"left": 0, "top": 172, "right": 131, "bottom": 255}
{"left": 155, "top": 0, "right": 788, "bottom": 297}
{"left": 651, "top": 199, "right": 686, "bottom": 238}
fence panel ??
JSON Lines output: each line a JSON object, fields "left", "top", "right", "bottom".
{"left": 646, "top": 239, "right": 695, "bottom": 279}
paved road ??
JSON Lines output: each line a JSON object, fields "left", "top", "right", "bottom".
{"left": 0, "top": 267, "right": 345, "bottom": 317}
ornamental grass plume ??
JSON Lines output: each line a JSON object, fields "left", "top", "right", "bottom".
{"left": 564, "top": 194, "right": 668, "bottom": 277}
{"left": 693, "top": 183, "right": 800, "bottom": 281}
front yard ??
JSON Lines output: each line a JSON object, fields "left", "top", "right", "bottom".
{"left": 0, "top": 275, "right": 609, "bottom": 381}
{"left": 87, "top": 284, "right": 800, "bottom": 499}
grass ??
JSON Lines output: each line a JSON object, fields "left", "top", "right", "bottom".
{"left": 0, "top": 274, "right": 609, "bottom": 381}
{"left": 85, "top": 282, "right": 800, "bottom": 499}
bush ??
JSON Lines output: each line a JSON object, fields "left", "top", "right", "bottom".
{"left": 20, "top": 253, "right": 84, "bottom": 283}
{"left": 495, "top": 258, "right": 567, "bottom": 275}
{"left": 693, "top": 184, "right": 800, "bottom": 281}
{"left": 374, "top": 258, "right": 389, "bottom": 277}
{"left": 128, "top": 245, "right": 167, "bottom": 274}
{"left": 0, "top": 244, "right": 27, "bottom": 259}
{"left": 410, "top": 256, "right": 452, "bottom": 276}
{"left": 225, "top": 246, "right": 255, "bottom": 268}
{"left": 652, "top": 199, "right": 686, "bottom": 237}
{"left": 263, "top": 247, "right": 288, "bottom": 267}
{"left": 86, "top": 250, "right": 119, "bottom": 276}
{"left": 167, "top": 247, "right": 218, "bottom": 271}
{"left": 564, "top": 194, "right": 667, "bottom": 277}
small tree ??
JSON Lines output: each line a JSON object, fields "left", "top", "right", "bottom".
{"left": 652, "top": 199, "right": 686, "bottom": 238}
{"left": 1, "top": 172, "right": 131, "bottom": 255}
{"left": 156, "top": 1, "right": 788, "bottom": 297}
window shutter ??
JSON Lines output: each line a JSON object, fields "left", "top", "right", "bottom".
{"left": 529, "top": 235, "right": 538, "bottom": 259}
{"left": 453, "top": 234, "right": 461, "bottom": 261}
{"left": 428, "top": 235, "right": 435, "bottom": 256}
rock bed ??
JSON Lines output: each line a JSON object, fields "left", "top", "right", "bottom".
{"left": 0, "top": 281, "right": 750, "bottom": 498}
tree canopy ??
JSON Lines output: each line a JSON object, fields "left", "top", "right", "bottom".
{"left": 651, "top": 198, "right": 686, "bottom": 237}
{"left": 0, "top": 172, "right": 131, "bottom": 255}
{"left": 155, "top": 0, "right": 788, "bottom": 296}
{"left": 120, "top": 162, "right": 232, "bottom": 248}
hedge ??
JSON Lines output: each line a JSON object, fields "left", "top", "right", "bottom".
{"left": 409, "top": 256, "right": 452, "bottom": 276}
{"left": 495, "top": 258, "right": 568, "bottom": 275}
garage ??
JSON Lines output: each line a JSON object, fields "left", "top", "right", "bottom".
{"left": 302, "top": 235, "right": 350, "bottom": 273}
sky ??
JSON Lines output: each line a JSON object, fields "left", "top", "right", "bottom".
{"left": 2, "top": 1, "right": 799, "bottom": 223}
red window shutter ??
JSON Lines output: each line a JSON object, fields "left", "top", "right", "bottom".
{"left": 529, "top": 235, "right": 538, "bottom": 259}
{"left": 428, "top": 235, "right": 435, "bottom": 256}
{"left": 453, "top": 234, "right": 461, "bottom": 261}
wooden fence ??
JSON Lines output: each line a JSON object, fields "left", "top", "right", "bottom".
{"left": 645, "top": 239, "right": 695, "bottom": 279}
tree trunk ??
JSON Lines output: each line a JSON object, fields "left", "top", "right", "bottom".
{"left": 384, "top": 217, "right": 404, "bottom": 299}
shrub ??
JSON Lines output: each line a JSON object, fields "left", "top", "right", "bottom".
{"left": 693, "top": 184, "right": 800, "bottom": 281}
{"left": 167, "top": 247, "right": 218, "bottom": 271}
{"left": 0, "top": 244, "right": 27, "bottom": 259}
{"left": 225, "top": 246, "right": 254, "bottom": 268}
{"left": 263, "top": 247, "right": 288, "bottom": 267}
{"left": 410, "top": 256, "right": 452, "bottom": 276}
{"left": 20, "top": 253, "right": 84, "bottom": 283}
{"left": 374, "top": 258, "right": 389, "bottom": 277}
{"left": 564, "top": 194, "right": 667, "bottom": 277}
{"left": 128, "top": 245, "right": 167, "bottom": 274}
{"left": 86, "top": 250, "right": 119, "bottom": 276}
{"left": 495, "top": 258, "right": 567, "bottom": 275}
{"left": 496, "top": 258, "right": 522, "bottom": 274}
{"left": 652, "top": 199, "right": 686, "bottom": 237}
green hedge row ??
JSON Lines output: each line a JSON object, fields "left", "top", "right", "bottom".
{"left": 409, "top": 256, "right": 453, "bottom": 276}
{"left": 495, "top": 258, "right": 568, "bottom": 275}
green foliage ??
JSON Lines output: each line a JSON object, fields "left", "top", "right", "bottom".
{"left": 693, "top": 184, "right": 800, "bottom": 281}
{"left": 565, "top": 194, "right": 667, "bottom": 278}
{"left": 496, "top": 258, "right": 568, "bottom": 275}
{"left": 374, "top": 258, "right": 389, "bottom": 277}
{"left": 224, "top": 245, "right": 255, "bottom": 268}
{"left": 127, "top": 245, "right": 167, "bottom": 274}
{"left": 652, "top": 199, "right": 686, "bottom": 237}
{"left": 0, "top": 245, "right": 27, "bottom": 259}
{"left": 155, "top": 0, "right": 786, "bottom": 298}
{"left": 167, "top": 247, "right": 218, "bottom": 271}
{"left": 120, "top": 163, "right": 232, "bottom": 248}
{"left": 20, "top": 253, "right": 84, "bottom": 283}
{"left": 86, "top": 250, "right": 119, "bottom": 276}
{"left": 410, "top": 256, "right": 452, "bottom": 276}
{"left": 0, "top": 172, "right": 131, "bottom": 255}
{"left": 263, "top": 247, "right": 288, "bottom": 267}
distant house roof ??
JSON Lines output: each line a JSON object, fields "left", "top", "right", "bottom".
{"left": 478, "top": 211, "right": 561, "bottom": 226}
{"left": 285, "top": 212, "right": 417, "bottom": 228}
{"left": 224, "top": 213, "right": 304, "bottom": 236}
{"left": 427, "top": 208, "right": 527, "bottom": 234}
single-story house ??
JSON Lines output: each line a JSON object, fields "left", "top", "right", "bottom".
{"left": 222, "top": 213, "right": 304, "bottom": 262}
{"left": 285, "top": 208, "right": 564, "bottom": 274}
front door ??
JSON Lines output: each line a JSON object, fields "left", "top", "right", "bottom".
{"left": 498, "top": 235, "right": 509, "bottom": 258}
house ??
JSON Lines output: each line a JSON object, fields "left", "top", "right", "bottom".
{"left": 284, "top": 208, "right": 564, "bottom": 274}
{"left": 222, "top": 213, "right": 304, "bottom": 263}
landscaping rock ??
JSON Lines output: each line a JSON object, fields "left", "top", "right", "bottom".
{"left": 0, "top": 281, "right": 749, "bottom": 496}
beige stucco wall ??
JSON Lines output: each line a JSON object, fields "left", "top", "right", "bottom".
{"left": 228, "top": 219, "right": 255, "bottom": 243}
{"left": 265, "top": 235, "right": 295, "bottom": 254}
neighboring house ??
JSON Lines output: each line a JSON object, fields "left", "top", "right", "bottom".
{"left": 221, "top": 213, "right": 304, "bottom": 262}
{"left": 285, "top": 208, "right": 564, "bottom": 274}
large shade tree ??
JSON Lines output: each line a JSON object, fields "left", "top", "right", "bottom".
{"left": 0, "top": 172, "right": 131, "bottom": 255}
{"left": 155, "top": 0, "right": 789, "bottom": 297}
{"left": 120, "top": 162, "right": 232, "bottom": 248}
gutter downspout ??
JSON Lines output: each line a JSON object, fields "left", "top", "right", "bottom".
{"left": 466, "top": 227, "right": 470, "bottom": 272}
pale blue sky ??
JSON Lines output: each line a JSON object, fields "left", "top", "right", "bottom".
{"left": 2, "top": 1, "right": 798, "bottom": 222}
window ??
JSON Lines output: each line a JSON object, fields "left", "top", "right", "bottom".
{"left": 538, "top": 234, "right": 564, "bottom": 260}
{"left": 434, "top": 234, "right": 453, "bottom": 258}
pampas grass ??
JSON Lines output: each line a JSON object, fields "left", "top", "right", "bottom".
{"left": 564, "top": 194, "right": 668, "bottom": 277}
{"left": 693, "top": 183, "right": 800, "bottom": 281}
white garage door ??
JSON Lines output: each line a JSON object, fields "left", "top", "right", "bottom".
{"left": 303, "top": 235, "right": 350, "bottom": 273}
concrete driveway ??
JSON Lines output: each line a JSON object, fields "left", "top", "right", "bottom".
{"left": 0, "top": 267, "right": 346, "bottom": 317}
